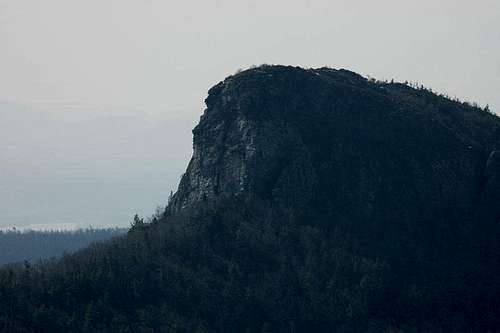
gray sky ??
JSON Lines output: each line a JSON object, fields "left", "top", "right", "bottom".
{"left": 1, "top": 0, "right": 499, "bottom": 229}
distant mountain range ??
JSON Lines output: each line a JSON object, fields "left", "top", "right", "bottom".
{"left": 0, "top": 228, "right": 127, "bottom": 266}
{"left": 0, "top": 101, "right": 193, "bottom": 229}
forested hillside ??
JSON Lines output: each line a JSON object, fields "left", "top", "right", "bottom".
{"left": 1, "top": 66, "right": 499, "bottom": 332}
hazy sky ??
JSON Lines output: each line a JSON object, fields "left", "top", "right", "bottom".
{"left": 1, "top": 0, "right": 499, "bottom": 228}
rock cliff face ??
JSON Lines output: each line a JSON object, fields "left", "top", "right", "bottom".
{"left": 170, "top": 65, "right": 499, "bottom": 240}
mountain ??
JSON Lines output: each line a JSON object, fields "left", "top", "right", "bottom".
{"left": 171, "top": 64, "right": 500, "bottom": 269}
{"left": 1, "top": 65, "right": 499, "bottom": 332}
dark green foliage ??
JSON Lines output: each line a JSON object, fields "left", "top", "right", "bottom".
{"left": 0, "top": 197, "right": 499, "bottom": 332}
{"left": 0, "top": 228, "right": 126, "bottom": 266}
{"left": 0, "top": 200, "right": 387, "bottom": 332}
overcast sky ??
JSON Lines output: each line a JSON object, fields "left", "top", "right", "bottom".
{"left": 1, "top": 0, "right": 499, "bottom": 229}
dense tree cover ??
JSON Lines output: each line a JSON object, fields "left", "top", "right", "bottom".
{"left": 0, "top": 228, "right": 126, "bottom": 266}
{"left": 0, "top": 197, "right": 499, "bottom": 332}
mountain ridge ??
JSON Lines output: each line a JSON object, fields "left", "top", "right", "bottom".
{"left": 1, "top": 65, "right": 500, "bottom": 332}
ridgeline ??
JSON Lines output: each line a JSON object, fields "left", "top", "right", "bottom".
{"left": 1, "top": 65, "right": 499, "bottom": 332}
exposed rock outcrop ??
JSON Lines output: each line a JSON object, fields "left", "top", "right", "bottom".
{"left": 169, "top": 66, "right": 500, "bottom": 242}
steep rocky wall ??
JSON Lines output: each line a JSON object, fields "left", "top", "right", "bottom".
{"left": 168, "top": 66, "right": 500, "bottom": 239}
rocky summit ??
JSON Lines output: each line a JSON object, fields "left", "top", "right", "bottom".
{"left": 171, "top": 65, "right": 499, "bottom": 244}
